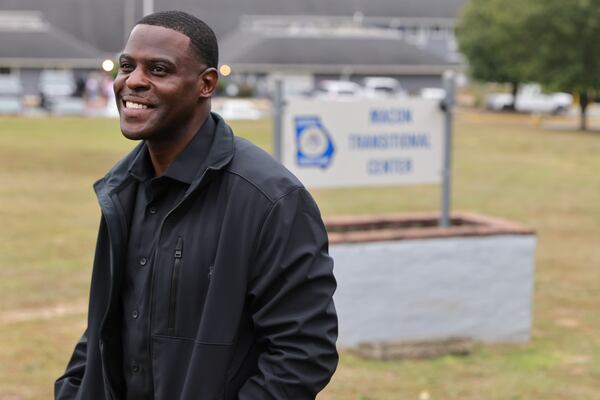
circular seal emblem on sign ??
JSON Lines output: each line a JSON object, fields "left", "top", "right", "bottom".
{"left": 294, "top": 116, "right": 335, "bottom": 169}
{"left": 299, "top": 127, "right": 329, "bottom": 157}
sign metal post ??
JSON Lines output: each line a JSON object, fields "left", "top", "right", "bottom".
{"left": 440, "top": 71, "right": 455, "bottom": 228}
{"left": 273, "top": 79, "right": 284, "bottom": 162}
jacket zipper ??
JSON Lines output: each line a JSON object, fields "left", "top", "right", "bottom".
{"left": 147, "top": 168, "right": 212, "bottom": 366}
{"left": 167, "top": 237, "right": 184, "bottom": 335}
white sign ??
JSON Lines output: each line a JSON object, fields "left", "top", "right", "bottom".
{"left": 281, "top": 97, "right": 445, "bottom": 188}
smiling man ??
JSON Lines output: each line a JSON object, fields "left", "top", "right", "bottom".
{"left": 55, "top": 11, "right": 338, "bottom": 400}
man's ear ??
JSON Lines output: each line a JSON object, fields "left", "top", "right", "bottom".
{"left": 198, "top": 68, "right": 219, "bottom": 98}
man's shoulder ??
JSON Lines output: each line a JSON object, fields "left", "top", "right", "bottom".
{"left": 223, "top": 136, "right": 304, "bottom": 204}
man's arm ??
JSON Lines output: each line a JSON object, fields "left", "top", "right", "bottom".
{"left": 55, "top": 329, "right": 88, "bottom": 399}
{"left": 240, "top": 187, "right": 338, "bottom": 399}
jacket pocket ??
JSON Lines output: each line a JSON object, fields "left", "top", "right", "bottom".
{"left": 151, "top": 334, "right": 233, "bottom": 400}
{"left": 167, "top": 237, "right": 183, "bottom": 336}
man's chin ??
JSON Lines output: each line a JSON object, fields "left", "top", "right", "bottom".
{"left": 120, "top": 124, "right": 151, "bottom": 141}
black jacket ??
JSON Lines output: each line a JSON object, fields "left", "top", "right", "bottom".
{"left": 55, "top": 114, "right": 338, "bottom": 399}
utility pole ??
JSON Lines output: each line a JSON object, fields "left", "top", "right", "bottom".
{"left": 143, "top": 0, "right": 154, "bottom": 15}
{"left": 124, "top": 0, "right": 135, "bottom": 42}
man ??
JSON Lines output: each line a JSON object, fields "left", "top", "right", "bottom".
{"left": 55, "top": 10, "right": 338, "bottom": 400}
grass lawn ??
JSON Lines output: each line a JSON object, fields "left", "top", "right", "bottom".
{"left": 0, "top": 111, "right": 599, "bottom": 399}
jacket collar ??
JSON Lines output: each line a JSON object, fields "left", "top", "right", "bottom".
{"left": 127, "top": 114, "right": 216, "bottom": 185}
{"left": 94, "top": 112, "right": 235, "bottom": 200}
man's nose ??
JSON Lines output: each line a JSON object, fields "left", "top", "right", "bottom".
{"left": 125, "top": 67, "right": 150, "bottom": 90}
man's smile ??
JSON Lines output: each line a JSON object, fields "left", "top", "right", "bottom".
{"left": 125, "top": 101, "right": 149, "bottom": 109}
{"left": 120, "top": 95, "right": 156, "bottom": 108}
{"left": 119, "top": 96, "right": 157, "bottom": 118}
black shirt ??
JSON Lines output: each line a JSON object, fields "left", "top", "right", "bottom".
{"left": 120, "top": 116, "right": 215, "bottom": 399}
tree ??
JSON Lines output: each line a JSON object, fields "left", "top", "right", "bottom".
{"left": 456, "top": 0, "right": 534, "bottom": 109}
{"left": 526, "top": 0, "right": 600, "bottom": 130}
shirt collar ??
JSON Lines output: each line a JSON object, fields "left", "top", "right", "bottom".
{"left": 128, "top": 147, "right": 153, "bottom": 182}
{"left": 128, "top": 115, "right": 216, "bottom": 184}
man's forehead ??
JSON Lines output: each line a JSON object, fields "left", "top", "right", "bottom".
{"left": 123, "top": 24, "right": 192, "bottom": 56}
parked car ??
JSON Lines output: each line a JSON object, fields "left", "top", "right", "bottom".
{"left": 313, "top": 80, "right": 363, "bottom": 100}
{"left": 50, "top": 97, "right": 87, "bottom": 116}
{"left": 0, "top": 96, "right": 23, "bottom": 115}
{"left": 38, "top": 69, "right": 76, "bottom": 99}
{"left": 37, "top": 70, "right": 83, "bottom": 114}
{"left": 0, "top": 74, "right": 23, "bottom": 95}
{"left": 362, "top": 77, "right": 407, "bottom": 98}
{"left": 214, "top": 99, "right": 263, "bottom": 120}
{"left": 419, "top": 87, "right": 446, "bottom": 101}
{"left": 486, "top": 84, "right": 572, "bottom": 114}
{"left": 0, "top": 74, "right": 23, "bottom": 115}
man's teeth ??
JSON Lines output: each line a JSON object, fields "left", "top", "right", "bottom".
{"left": 125, "top": 101, "right": 148, "bottom": 109}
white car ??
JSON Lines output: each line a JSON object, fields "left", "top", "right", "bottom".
{"left": 362, "top": 77, "right": 407, "bottom": 98}
{"left": 0, "top": 75, "right": 23, "bottom": 115}
{"left": 38, "top": 70, "right": 77, "bottom": 98}
{"left": 214, "top": 99, "right": 263, "bottom": 120}
{"left": 486, "top": 84, "right": 572, "bottom": 114}
{"left": 420, "top": 87, "right": 446, "bottom": 101}
{"left": 0, "top": 96, "right": 23, "bottom": 115}
{"left": 313, "top": 80, "right": 363, "bottom": 100}
{"left": 50, "top": 97, "right": 87, "bottom": 116}
{"left": 0, "top": 74, "right": 23, "bottom": 96}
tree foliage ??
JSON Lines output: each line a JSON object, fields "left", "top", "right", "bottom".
{"left": 526, "top": 0, "right": 600, "bottom": 130}
{"left": 456, "top": 0, "right": 600, "bottom": 130}
{"left": 455, "top": 0, "right": 534, "bottom": 101}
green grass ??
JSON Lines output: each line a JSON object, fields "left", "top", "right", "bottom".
{"left": 1, "top": 111, "right": 599, "bottom": 399}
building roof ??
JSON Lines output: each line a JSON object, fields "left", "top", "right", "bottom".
{"left": 0, "top": 0, "right": 466, "bottom": 53}
{"left": 0, "top": 11, "right": 107, "bottom": 68}
{"left": 220, "top": 28, "right": 455, "bottom": 74}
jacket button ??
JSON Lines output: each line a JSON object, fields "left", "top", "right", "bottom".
{"left": 132, "top": 363, "right": 140, "bottom": 373}
{"left": 149, "top": 206, "right": 157, "bottom": 214}
{"left": 139, "top": 257, "right": 147, "bottom": 266}
{"left": 132, "top": 310, "right": 139, "bottom": 319}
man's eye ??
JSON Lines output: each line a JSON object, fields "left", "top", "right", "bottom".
{"left": 151, "top": 65, "right": 167, "bottom": 74}
{"left": 119, "top": 63, "right": 134, "bottom": 72}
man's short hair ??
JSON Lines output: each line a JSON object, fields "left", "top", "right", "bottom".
{"left": 136, "top": 10, "right": 218, "bottom": 68}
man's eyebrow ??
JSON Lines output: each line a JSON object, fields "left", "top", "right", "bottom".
{"left": 147, "top": 57, "right": 177, "bottom": 67}
{"left": 118, "top": 53, "right": 176, "bottom": 67}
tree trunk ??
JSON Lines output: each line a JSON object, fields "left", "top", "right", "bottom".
{"left": 579, "top": 91, "right": 589, "bottom": 131}
{"left": 509, "top": 82, "right": 519, "bottom": 111}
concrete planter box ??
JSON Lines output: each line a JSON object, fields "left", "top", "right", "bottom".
{"left": 327, "top": 212, "right": 536, "bottom": 347}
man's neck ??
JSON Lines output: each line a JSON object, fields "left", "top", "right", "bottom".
{"left": 146, "top": 112, "right": 209, "bottom": 177}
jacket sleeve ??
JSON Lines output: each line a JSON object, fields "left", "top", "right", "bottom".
{"left": 55, "top": 329, "right": 88, "bottom": 399}
{"left": 239, "top": 187, "right": 338, "bottom": 400}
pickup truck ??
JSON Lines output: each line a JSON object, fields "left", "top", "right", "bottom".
{"left": 485, "top": 84, "right": 572, "bottom": 114}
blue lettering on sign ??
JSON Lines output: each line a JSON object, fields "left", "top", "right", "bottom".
{"left": 367, "top": 158, "right": 413, "bottom": 175}
{"left": 370, "top": 108, "right": 412, "bottom": 124}
{"left": 349, "top": 133, "right": 431, "bottom": 149}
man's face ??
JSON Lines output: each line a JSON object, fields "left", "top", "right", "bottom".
{"left": 114, "top": 24, "right": 206, "bottom": 142}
